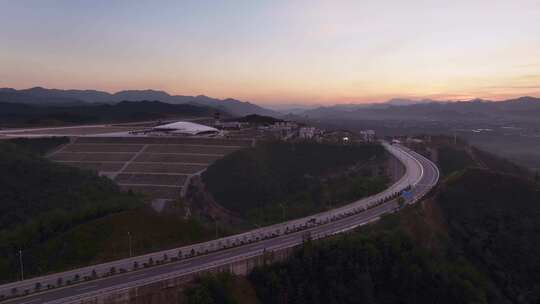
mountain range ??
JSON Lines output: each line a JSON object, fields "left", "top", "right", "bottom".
{"left": 2, "top": 87, "right": 539, "bottom": 124}
{"left": 0, "top": 101, "right": 225, "bottom": 127}
{"left": 0, "top": 87, "right": 279, "bottom": 117}
{"left": 299, "top": 96, "right": 540, "bottom": 123}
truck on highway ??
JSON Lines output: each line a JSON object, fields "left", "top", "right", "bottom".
{"left": 302, "top": 231, "right": 312, "bottom": 242}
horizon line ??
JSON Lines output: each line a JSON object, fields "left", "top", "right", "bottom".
{"left": 2, "top": 85, "right": 540, "bottom": 106}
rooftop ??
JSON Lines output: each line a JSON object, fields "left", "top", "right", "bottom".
{"left": 153, "top": 121, "right": 219, "bottom": 135}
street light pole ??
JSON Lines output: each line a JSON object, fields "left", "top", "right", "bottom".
{"left": 128, "top": 232, "right": 133, "bottom": 257}
{"left": 215, "top": 219, "right": 218, "bottom": 238}
{"left": 18, "top": 249, "right": 24, "bottom": 281}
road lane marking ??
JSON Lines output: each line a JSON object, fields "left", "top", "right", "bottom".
{"left": 174, "top": 262, "right": 194, "bottom": 269}
{"left": 76, "top": 285, "right": 98, "bottom": 291}
{"left": 127, "top": 273, "right": 146, "bottom": 280}
{"left": 19, "top": 299, "right": 41, "bottom": 304}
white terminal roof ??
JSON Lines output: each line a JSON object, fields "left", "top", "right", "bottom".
{"left": 152, "top": 121, "right": 219, "bottom": 135}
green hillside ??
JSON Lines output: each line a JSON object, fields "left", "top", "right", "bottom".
{"left": 0, "top": 141, "right": 143, "bottom": 281}
{"left": 5, "top": 137, "right": 69, "bottom": 155}
{"left": 0, "top": 140, "right": 216, "bottom": 282}
{"left": 438, "top": 169, "right": 540, "bottom": 302}
{"left": 202, "top": 141, "right": 388, "bottom": 225}
{"left": 186, "top": 142, "right": 540, "bottom": 304}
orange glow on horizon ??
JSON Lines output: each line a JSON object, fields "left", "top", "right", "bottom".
{"left": 1, "top": 1, "right": 539, "bottom": 106}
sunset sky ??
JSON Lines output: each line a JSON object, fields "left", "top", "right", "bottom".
{"left": 1, "top": 0, "right": 539, "bottom": 105}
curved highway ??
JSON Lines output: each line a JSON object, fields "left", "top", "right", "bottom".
{"left": 0, "top": 142, "right": 439, "bottom": 304}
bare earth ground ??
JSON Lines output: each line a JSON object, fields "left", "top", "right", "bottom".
{"left": 46, "top": 136, "right": 251, "bottom": 201}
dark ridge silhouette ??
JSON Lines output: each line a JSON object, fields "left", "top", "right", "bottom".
{"left": 229, "top": 114, "right": 284, "bottom": 125}
{"left": 0, "top": 87, "right": 279, "bottom": 117}
{"left": 0, "top": 100, "right": 223, "bottom": 127}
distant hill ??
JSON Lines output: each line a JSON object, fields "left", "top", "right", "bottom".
{"left": 301, "top": 96, "right": 540, "bottom": 123}
{"left": 0, "top": 100, "right": 222, "bottom": 127}
{"left": 231, "top": 114, "right": 284, "bottom": 125}
{"left": 0, "top": 87, "right": 87, "bottom": 106}
{"left": 0, "top": 87, "right": 279, "bottom": 117}
{"left": 385, "top": 98, "right": 439, "bottom": 106}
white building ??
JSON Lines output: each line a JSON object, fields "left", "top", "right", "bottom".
{"left": 299, "top": 127, "right": 317, "bottom": 139}
{"left": 360, "top": 130, "right": 376, "bottom": 142}
{"left": 151, "top": 121, "right": 220, "bottom": 136}
{"left": 270, "top": 121, "right": 297, "bottom": 130}
{"left": 214, "top": 121, "right": 248, "bottom": 130}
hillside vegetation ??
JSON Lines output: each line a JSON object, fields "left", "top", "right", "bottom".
{"left": 202, "top": 142, "right": 387, "bottom": 225}
{"left": 186, "top": 273, "right": 261, "bottom": 304}
{"left": 438, "top": 169, "right": 540, "bottom": 302}
{"left": 186, "top": 141, "right": 540, "bottom": 304}
{"left": 0, "top": 141, "right": 143, "bottom": 281}
{"left": 0, "top": 139, "right": 219, "bottom": 282}
{"left": 22, "top": 205, "right": 217, "bottom": 277}
{"left": 5, "top": 137, "right": 69, "bottom": 155}
{"left": 247, "top": 169, "right": 540, "bottom": 304}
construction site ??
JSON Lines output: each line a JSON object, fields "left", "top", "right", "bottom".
{"left": 0, "top": 121, "right": 253, "bottom": 201}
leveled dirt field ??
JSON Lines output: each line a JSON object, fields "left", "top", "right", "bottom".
{"left": 63, "top": 144, "right": 145, "bottom": 152}
{"left": 123, "top": 162, "right": 207, "bottom": 174}
{"left": 1, "top": 125, "right": 133, "bottom": 136}
{"left": 119, "top": 184, "right": 181, "bottom": 199}
{"left": 114, "top": 173, "right": 188, "bottom": 186}
{"left": 50, "top": 152, "right": 136, "bottom": 162}
{"left": 75, "top": 137, "right": 252, "bottom": 146}
{"left": 134, "top": 153, "right": 221, "bottom": 164}
{"left": 58, "top": 161, "right": 125, "bottom": 172}
{"left": 144, "top": 144, "right": 239, "bottom": 154}
{"left": 48, "top": 136, "right": 251, "bottom": 200}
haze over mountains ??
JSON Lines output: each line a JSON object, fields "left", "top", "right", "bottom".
{"left": 2, "top": 87, "right": 540, "bottom": 124}
{"left": 299, "top": 96, "right": 540, "bottom": 123}
{"left": 0, "top": 87, "right": 278, "bottom": 117}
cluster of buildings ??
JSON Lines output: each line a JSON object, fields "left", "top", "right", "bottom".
{"left": 258, "top": 122, "right": 315, "bottom": 140}
{"left": 230, "top": 119, "right": 376, "bottom": 144}
{"left": 360, "top": 130, "right": 376, "bottom": 142}
{"left": 125, "top": 115, "right": 377, "bottom": 144}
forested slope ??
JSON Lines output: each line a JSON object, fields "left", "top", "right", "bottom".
{"left": 0, "top": 139, "right": 221, "bottom": 282}
{"left": 186, "top": 142, "right": 540, "bottom": 304}
{"left": 5, "top": 137, "right": 69, "bottom": 155}
{"left": 0, "top": 141, "right": 143, "bottom": 281}
{"left": 438, "top": 169, "right": 540, "bottom": 302}
{"left": 202, "top": 141, "right": 387, "bottom": 225}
